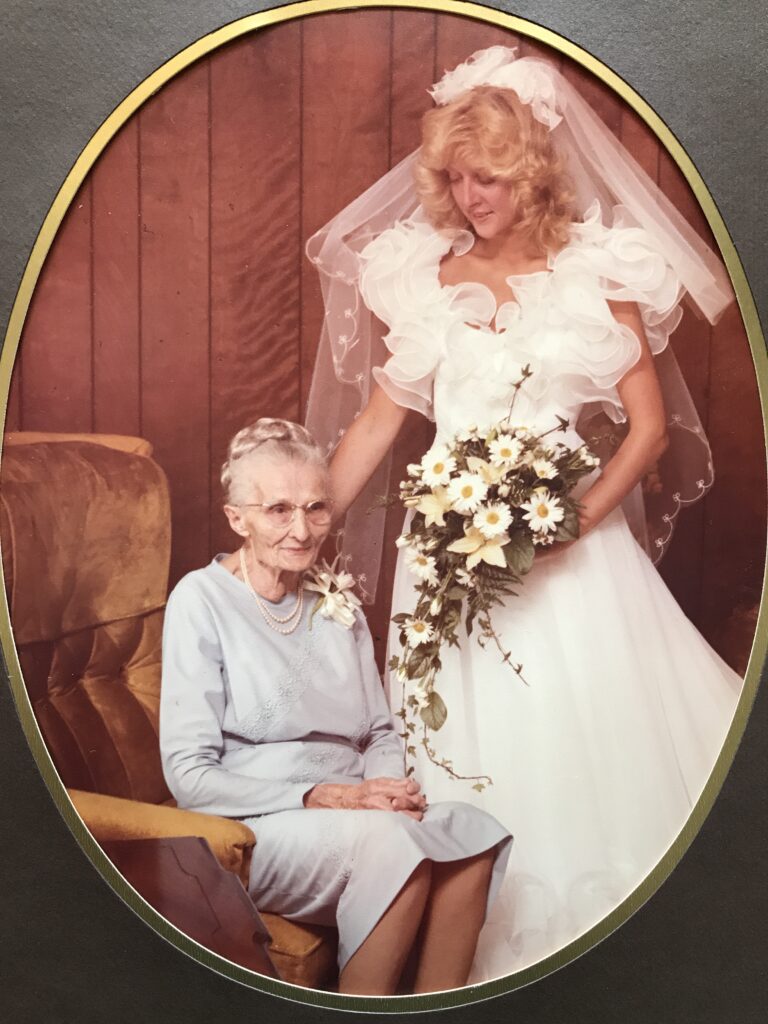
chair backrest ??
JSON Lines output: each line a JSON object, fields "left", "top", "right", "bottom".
{"left": 1, "top": 435, "right": 173, "bottom": 804}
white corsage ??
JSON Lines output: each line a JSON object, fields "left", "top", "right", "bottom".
{"left": 304, "top": 558, "right": 362, "bottom": 629}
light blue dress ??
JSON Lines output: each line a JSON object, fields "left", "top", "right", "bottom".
{"left": 160, "top": 556, "right": 512, "bottom": 971}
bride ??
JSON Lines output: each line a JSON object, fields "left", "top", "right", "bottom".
{"left": 305, "top": 47, "right": 742, "bottom": 982}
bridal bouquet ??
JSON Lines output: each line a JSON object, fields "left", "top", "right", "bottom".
{"left": 390, "top": 375, "right": 599, "bottom": 789}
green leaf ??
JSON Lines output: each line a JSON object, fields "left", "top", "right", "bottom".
{"left": 447, "top": 586, "right": 467, "bottom": 600}
{"left": 554, "top": 509, "right": 580, "bottom": 542}
{"left": 503, "top": 531, "right": 535, "bottom": 576}
{"left": 419, "top": 691, "right": 448, "bottom": 731}
{"left": 391, "top": 613, "right": 410, "bottom": 626}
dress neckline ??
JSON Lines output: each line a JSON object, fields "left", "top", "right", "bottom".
{"left": 438, "top": 228, "right": 556, "bottom": 336}
{"left": 209, "top": 554, "right": 304, "bottom": 608}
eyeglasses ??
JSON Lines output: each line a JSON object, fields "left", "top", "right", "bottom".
{"left": 239, "top": 499, "right": 334, "bottom": 528}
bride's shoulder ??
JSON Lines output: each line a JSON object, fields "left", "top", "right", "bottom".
{"left": 437, "top": 244, "right": 479, "bottom": 287}
{"left": 360, "top": 213, "right": 459, "bottom": 274}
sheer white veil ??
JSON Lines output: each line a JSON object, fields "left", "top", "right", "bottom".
{"left": 305, "top": 46, "right": 734, "bottom": 601}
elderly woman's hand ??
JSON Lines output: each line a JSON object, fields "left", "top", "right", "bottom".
{"left": 303, "top": 777, "right": 427, "bottom": 819}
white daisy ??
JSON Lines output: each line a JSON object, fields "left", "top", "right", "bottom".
{"left": 420, "top": 445, "right": 457, "bottom": 487}
{"left": 447, "top": 471, "right": 488, "bottom": 514}
{"left": 473, "top": 502, "right": 513, "bottom": 539}
{"left": 489, "top": 433, "right": 523, "bottom": 468}
{"left": 405, "top": 618, "right": 434, "bottom": 646}
{"left": 429, "top": 595, "right": 443, "bottom": 616}
{"left": 531, "top": 457, "right": 558, "bottom": 480}
{"left": 520, "top": 490, "right": 565, "bottom": 533}
{"left": 405, "top": 547, "right": 439, "bottom": 584}
{"left": 406, "top": 462, "right": 423, "bottom": 478}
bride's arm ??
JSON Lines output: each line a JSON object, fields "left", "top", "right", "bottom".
{"left": 575, "top": 300, "right": 669, "bottom": 537}
{"left": 329, "top": 384, "right": 410, "bottom": 519}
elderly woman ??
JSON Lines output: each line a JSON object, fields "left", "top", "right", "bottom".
{"left": 159, "top": 418, "right": 511, "bottom": 995}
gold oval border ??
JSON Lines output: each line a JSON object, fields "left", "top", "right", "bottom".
{"left": 0, "top": 0, "right": 765, "bottom": 1013}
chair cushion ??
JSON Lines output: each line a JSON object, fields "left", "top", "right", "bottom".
{"left": 260, "top": 913, "right": 338, "bottom": 989}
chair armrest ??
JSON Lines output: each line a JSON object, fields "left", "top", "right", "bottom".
{"left": 68, "top": 789, "right": 255, "bottom": 887}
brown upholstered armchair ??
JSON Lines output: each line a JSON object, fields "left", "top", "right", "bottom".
{"left": 0, "top": 432, "right": 336, "bottom": 988}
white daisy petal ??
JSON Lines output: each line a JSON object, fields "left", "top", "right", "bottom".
{"left": 520, "top": 490, "right": 565, "bottom": 533}
{"left": 420, "top": 445, "right": 457, "bottom": 487}
{"left": 405, "top": 619, "right": 434, "bottom": 646}
{"left": 446, "top": 471, "right": 488, "bottom": 514}
{"left": 473, "top": 501, "right": 513, "bottom": 539}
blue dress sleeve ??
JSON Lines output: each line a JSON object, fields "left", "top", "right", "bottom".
{"left": 160, "top": 577, "right": 314, "bottom": 816}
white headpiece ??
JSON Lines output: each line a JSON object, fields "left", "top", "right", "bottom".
{"left": 305, "top": 47, "right": 733, "bottom": 601}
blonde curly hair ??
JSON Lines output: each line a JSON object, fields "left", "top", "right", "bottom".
{"left": 415, "top": 86, "right": 575, "bottom": 253}
{"left": 221, "top": 418, "right": 327, "bottom": 504}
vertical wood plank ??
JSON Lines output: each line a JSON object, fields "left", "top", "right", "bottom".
{"left": 435, "top": 13, "right": 519, "bottom": 77}
{"left": 92, "top": 118, "right": 141, "bottom": 436}
{"left": 619, "top": 105, "right": 659, "bottom": 180}
{"left": 518, "top": 36, "right": 562, "bottom": 64}
{"left": 20, "top": 181, "right": 93, "bottom": 432}
{"left": 391, "top": 11, "right": 437, "bottom": 164}
{"left": 300, "top": 9, "right": 393, "bottom": 409}
{"left": 560, "top": 55, "right": 622, "bottom": 136}
{"left": 4, "top": 365, "right": 22, "bottom": 432}
{"left": 700, "top": 302, "right": 765, "bottom": 646}
{"left": 209, "top": 25, "right": 303, "bottom": 557}
{"left": 140, "top": 62, "right": 210, "bottom": 587}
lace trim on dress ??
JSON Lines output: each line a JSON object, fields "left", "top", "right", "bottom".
{"left": 235, "top": 625, "right": 316, "bottom": 743}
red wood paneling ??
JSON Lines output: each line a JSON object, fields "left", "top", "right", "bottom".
{"left": 391, "top": 11, "right": 437, "bottom": 164}
{"left": 561, "top": 55, "right": 621, "bottom": 136}
{"left": 20, "top": 182, "right": 93, "bottom": 432}
{"left": 701, "top": 301, "right": 765, "bottom": 636}
{"left": 300, "top": 9, "right": 393, "bottom": 409}
{"left": 92, "top": 118, "right": 141, "bottom": 436}
{"left": 619, "top": 105, "right": 659, "bottom": 180}
{"left": 435, "top": 13, "right": 518, "bottom": 77}
{"left": 209, "top": 26, "right": 303, "bottom": 557}
{"left": 139, "top": 62, "right": 211, "bottom": 584}
{"left": 4, "top": 12, "right": 762, "bottom": 660}
{"left": 4, "top": 366, "right": 22, "bottom": 432}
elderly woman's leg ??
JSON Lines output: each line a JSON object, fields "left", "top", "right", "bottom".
{"left": 338, "top": 860, "right": 432, "bottom": 995}
{"left": 412, "top": 848, "right": 497, "bottom": 993}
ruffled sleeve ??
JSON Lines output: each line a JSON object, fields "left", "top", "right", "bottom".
{"left": 359, "top": 217, "right": 454, "bottom": 420}
{"left": 540, "top": 202, "right": 687, "bottom": 422}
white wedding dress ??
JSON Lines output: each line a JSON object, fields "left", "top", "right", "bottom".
{"left": 358, "top": 205, "right": 743, "bottom": 982}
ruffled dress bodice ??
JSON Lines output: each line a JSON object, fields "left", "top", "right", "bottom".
{"left": 360, "top": 202, "right": 685, "bottom": 445}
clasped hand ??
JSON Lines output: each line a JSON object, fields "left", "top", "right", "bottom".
{"left": 303, "top": 777, "right": 427, "bottom": 820}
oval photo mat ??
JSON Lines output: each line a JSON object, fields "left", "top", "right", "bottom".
{"left": 1, "top": 0, "right": 765, "bottom": 1014}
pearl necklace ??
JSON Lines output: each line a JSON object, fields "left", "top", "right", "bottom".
{"left": 239, "top": 546, "right": 304, "bottom": 635}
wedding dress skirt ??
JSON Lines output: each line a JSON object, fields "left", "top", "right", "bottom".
{"left": 359, "top": 206, "right": 743, "bottom": 980}
{"left": 387, "top": 500, "right": 740, "bottom": 981}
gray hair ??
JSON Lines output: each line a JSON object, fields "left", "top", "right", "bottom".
{"left": 221, "top": 418, "right": 327, "bottom": 504}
